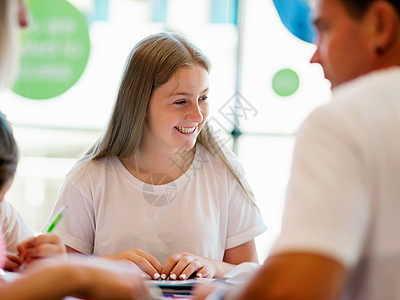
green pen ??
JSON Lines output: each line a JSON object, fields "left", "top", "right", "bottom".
{"left": 46, "top": 205, "right": 68, "bottom": 233}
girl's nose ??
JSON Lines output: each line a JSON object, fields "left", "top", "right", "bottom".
{"left": 186, "top": 103, "right": 203, "bottom": 123}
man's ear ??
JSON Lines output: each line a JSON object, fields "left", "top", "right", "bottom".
{"left": 367, "top": 1, "right": 399, "bottom": 55}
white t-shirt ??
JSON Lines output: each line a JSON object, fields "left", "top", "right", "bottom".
{"left": 0, "top": 200, "right": 33, "bottom": 254}
{"left": 44, "top": 144, "right": 266, "bottom": 265}
{"left": 271, "top": 67, "right": 400, "bottom": 299}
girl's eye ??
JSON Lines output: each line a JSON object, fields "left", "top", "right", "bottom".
{"left": 174, "top": 100, "right": 187, "bottom": 105}
{"left": 199, "top": 95, "right": 208, "bottom": 101}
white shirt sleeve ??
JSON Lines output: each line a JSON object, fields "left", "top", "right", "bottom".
{"left": 0, "top": 200, "right": 34, "bottom": 254}
{"left": 224, "top": 151, "right": 267, "bottom": 249}
{"left": 271, "top": 105, "right": 371, "bottom": 267}
{"left": 43, "top": 179, "right": 96, "bottom": 255}
{"left": 226, "top": 179, "right": 267, "bottom": 249}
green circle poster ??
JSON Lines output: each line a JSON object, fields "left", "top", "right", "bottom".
{"left": 13, "top": 0, "right": 90, "bottom": 100}
{"left": 272, "top": 68, "right": 299, "bottom": 97}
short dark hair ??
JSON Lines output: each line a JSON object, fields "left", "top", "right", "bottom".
{"left": 0, "top": 112, "right": 19, "bottom": 190}
{"left": 341, "top": 0, "right": 400, "bottom": 19}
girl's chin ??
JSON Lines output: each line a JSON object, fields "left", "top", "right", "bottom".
{"left": 176, "top": 140, "right": 196, "bottom": 152}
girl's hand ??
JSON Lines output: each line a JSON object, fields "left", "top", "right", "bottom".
{"left": 162, "top": 252, "right": 216, "bottom": 280}
{"left": 103, "top": 248, "right": 163, "bottom": 280}
{"left": 17, "top": 234, "right": 67, "bottom": 263}
{"left": 4, "top": 252, "right": 21, "bottom": 271}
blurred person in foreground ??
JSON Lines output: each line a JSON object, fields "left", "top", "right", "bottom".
{"left": 196, "top": 0, "right": 400, "bottom": 299}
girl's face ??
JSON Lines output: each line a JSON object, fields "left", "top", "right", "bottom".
{"left": 143, "top": 65, "right": 209, "bottom": 155}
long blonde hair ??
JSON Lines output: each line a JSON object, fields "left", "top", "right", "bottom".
{"left": 0, "top": 0, "right": 19, "bottom": 89}
{"left": 85, "top": 32, "right": 255, "bottom": 202}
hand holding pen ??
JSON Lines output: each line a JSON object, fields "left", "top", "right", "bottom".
{"left": 17, "top": 206, "right": 68, "bottom": 265}
{"left": 45, "top": 205, "right": 69, "bottom": 233}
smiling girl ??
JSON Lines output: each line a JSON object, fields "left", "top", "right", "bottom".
{"left": 44, "top": 32, "right": 266, "bottom": 281}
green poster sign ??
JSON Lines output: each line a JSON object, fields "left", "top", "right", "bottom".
{"left": 13, "top": 0, "right": 90, "bottom": 100}
{"left": 272, "top": 68, "right": 300, "bottom": 97}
